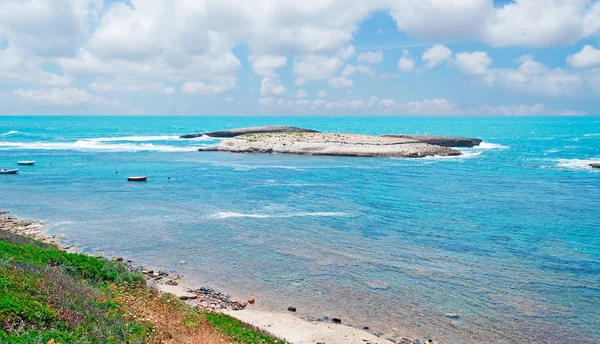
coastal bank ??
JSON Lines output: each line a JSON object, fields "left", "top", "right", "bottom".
{"left": 1, "top": 211, "right": 432, "bottom": 344}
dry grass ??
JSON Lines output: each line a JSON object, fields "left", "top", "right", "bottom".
{"left": 110, "top": 284, "right": 229, "bottom": 344}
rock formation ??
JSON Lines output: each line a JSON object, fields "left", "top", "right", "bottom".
{"left": 204, "top": 132, "right": 462, "bottom": 158}
{"left": 381, "top": 134, "right": 482, "bottom": 147}
{"left": 180, "top": 125, "right": 319, "bottom": 139}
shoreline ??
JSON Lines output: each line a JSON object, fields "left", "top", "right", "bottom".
{"left": 0, "top": 210, "right": 427, "bottom": 344}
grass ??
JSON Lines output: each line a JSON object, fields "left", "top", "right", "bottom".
{"left": 0, "top": 229, "right": 286, "bottom": 344}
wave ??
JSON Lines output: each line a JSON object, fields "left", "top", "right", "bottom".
{"left": 0, "top": 140, "right": 202, "bottom": 152}
{"left": 477, "top": 142, "right": 509, "bottom": 149}
{"left": 86, "top": 135, "right": 216, "bottom": 142}
{"left": 0, "top": 130, "right": 20, "bottom": 137}
{"left": 556, "top": 159, "right": 600, "bottom": 170}
{"left": 207, "top": 211, "right": 350, "bottom": 219}
{"left": 423, "top": 151, "right": 483, "bottom": 160}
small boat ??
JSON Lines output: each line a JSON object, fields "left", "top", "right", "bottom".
{"left": 17, "top": 161, "right": 35, "bottom": 166}
{"left": 127, "top": 176, "right": 147, "bottom": 182}
{"left": 0, "top": 169, "right": 19, "bottom": 175}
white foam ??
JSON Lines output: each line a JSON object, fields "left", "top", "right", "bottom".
{"left": 478, "top": 142, "right": 509, "bottom": 149}
{"left": 87, "top": 135, "right": 216, "bottom": 142}
{"left": 207, "top": 211, "right": 350, "bottom": 219}
{"left": 0, "top": 130, "right": 19, "bottom": 136}
{"left": 0, "top": 140, "right": 200, "bottom": 152}
{"left": 556, "top": 159, "right": 600, "bottom": 170}
{"left": 423, "top": 151, "right": 483, "bottom": 160}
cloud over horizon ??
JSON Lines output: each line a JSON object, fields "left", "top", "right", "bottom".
{"left": 0, "top": 0, "right": 599, "bottom": 115}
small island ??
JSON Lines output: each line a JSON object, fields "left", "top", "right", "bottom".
{"left": 186, "top": 126, "right": 482, "bottom": 158}
{"left": 591, "top": 163, "right": 600, "bottom": 169}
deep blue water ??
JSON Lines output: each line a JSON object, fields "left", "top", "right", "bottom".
{"left": 1, "top": 116, "right": 599, "bottom": 343}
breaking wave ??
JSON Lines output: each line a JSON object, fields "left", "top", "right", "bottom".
{"left": 0, "top": 140, "right": 201, "bottom": 152}
{"left": 556, "top": 159, "right": 600, "bottom": 171}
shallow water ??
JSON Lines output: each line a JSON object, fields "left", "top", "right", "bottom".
{"left": 1, "top": 116, "right": 599, "bottom": 343}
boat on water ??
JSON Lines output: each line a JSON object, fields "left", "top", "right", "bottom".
{"left": 17, "top": 161, "right": 35, "bottom": 166}
{"left": 0, "top": 169, "right": 19, "bottom": 175}
{"left": 127, "top": 176, "right": 148, "bottom": 182}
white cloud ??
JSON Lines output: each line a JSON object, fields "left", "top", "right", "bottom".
{"left": 341, "top": 64, "right": 356, "bottom": 77}
{"left": 423, "top": 44, "right": 452, "bottom": 68}
{"left": 328, "top": 77, "right": 354, "bottom": 88}
{"left": 455, "top": 51, "right": 492, "bottom": 75}
{"left": 357, "top": 50, "right": 383, "bottom": 64}
{"left": 12, "top": 88, "right": 114, "bottom": 107}
{"left": 398, "top": 49, "right": 415, "bottom": 73}
{"left": 483, "top": 58, "right": 582, "bottom": 96}
{"left": 292, "top": 55, "right": 344, "bottom": 83}
{"left": 356, "top": 65, "right": 377, "bottom": 77}
{"left": 318, "top": 90, "right": 328, "bottom": 98}
{"left": 260, "top": 77, "right": 287, "bottom": 97}
{"left": 567, "top": 45, "right": 600, "bottom": 69}
{"left": 296, "top": 89, "right": 308, "bottom": 98}
{"left": 89, "top": 78, "right": 175, "bottom": 94}
{"left": 258, "top": 94, "right": 583, "bottom": 116}
{"left": 338, "top": 45, "right": 356, "bottom": 60}
{"left": 482, "top": 0, "right": 597, "bottom": 48}
{"left": 248, "top": 55, "right": 288, "bottom": 77}
{"left": 181, "top": 77, "right": 237, "bottom": 94}
{"left": 389, "top": 0, "right": 600, "bottom": 48}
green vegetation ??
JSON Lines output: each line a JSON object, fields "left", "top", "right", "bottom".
{"left": 0, "top": 229, "right": 285, "bottom": 344}
{"left": 205, "top": 312, "right": 283, "bottom": 344}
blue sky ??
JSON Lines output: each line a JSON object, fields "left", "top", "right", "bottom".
{"left": 0, "top": 0, "right": 599, "bottom": 115}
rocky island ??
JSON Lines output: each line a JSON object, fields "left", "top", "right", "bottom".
{"left": 202, "top": 132, "right": 463, "bottom": 158}
{"left": 184, "top": 126, "right": 485, "bottom": 158}
{"left": 591, "top": 163, "right": 600, "bottom": 169}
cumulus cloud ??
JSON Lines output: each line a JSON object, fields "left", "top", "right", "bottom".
{"left": 12, "top": 88, "right": 114, "bottom": 107}
{"left": 328, "top": 77, "right": 354, "bottom": 88}
{"left": 423, "top": 44, "right": 452, "bottom": 68}
{"left": 293, "top": 55, "right": 344, "bottom": 83}
{"left": 258, "top": 95, "right": 583, "bottom": 115}
{"left": 318, "top": 90, "right": 328, "bottom": 98}
{"left": 356, "top": 65, "right": 377, "bottom": 78}
{"left": 296, "top": 89, "right": 308, "bottom": 98}
{"left": 398, "top": 49, "right": 415, "bottom": 73}
{"left": 455, "top": 51, "right": 492, "bottom": 75}
{"left": 567, "top": 45, "right": 600, "bottom": 69}
{"left": 248, "top": 55, "right": 288, "bottom": 77}
{"left": 89, "top": 78, "right": 175, "bottom": 94}
{"left": 357, "top": 50, "right": 384, "bottom": 64}
{"left": 341, "top": 65, "right": 356, "bottom": 77}
{"left": 181, "top": 77, "right": 237, "bottom": 94}
{"left": 482, "top": 56, "right": 581, "bottom": 96}
{"left": 260, "top": 78, "right": 287, "bottom": 97}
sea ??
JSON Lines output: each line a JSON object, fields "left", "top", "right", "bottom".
{"left": 0, "top": 116, "right": 598, "bottom": 343}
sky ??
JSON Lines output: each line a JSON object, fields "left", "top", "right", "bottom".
{"left": 0, "top": 0, "right": 600, "bottom": 116}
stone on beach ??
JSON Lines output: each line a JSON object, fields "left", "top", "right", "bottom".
{"left": 209, "top": 132, "right": 462, "bottom": 158}
{"left": 180, "top": 125, "right": 319, "bottom": 138}
{"left": 381, "top": 134, "right": 482, "bottom": 147}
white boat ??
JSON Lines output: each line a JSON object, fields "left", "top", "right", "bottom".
{"left": 17, "top": 161, "right": 35, "bottom": 166}
{"left": 0, "top": 169, "right": 19, "bottom": 175}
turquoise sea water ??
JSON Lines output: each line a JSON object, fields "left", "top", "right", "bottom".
{"left": 0, "top": 116, "right": 599, "bottom": 343}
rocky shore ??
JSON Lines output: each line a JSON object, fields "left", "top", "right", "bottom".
{"left": 205, "top": 132, "right": 462, "bottom": 158}
{"left": 181, "top": 125, "right": 319, "bottom": 139}
{"left": 1, "top": 211, "right": 431, "bottom": 344}
{"left": 590, "top": 163, "right": 600, "bottom": 168}
{"left": 380, "top": 134, "right": 482, "bottom": 147}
